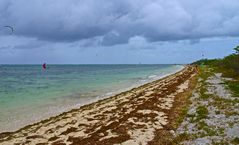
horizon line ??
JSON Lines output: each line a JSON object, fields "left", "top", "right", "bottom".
{"left": 0, "top": 63, "right": 187, "bottom": 65}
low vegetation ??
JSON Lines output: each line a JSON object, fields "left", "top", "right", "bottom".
{"left": 193, "top": 45, "right": 239, "bottom": 79}
{"left": 195, "top": 106, "right": 208, "bottom": 121}
{"left": 225, "top": 81, "right": 239, "bottom": 97}
{"left": 173, "top": 45, "right": 239, "bottom": 144}
{"left": 193, "top": 45, "right": 239, "bottom": 98}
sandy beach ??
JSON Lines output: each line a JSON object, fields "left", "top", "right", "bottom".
{"left": 0, "top": 66, "right": 197, "bottom": 145}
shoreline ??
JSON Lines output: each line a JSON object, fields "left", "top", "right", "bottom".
{"left": 0, "top": 65, "right": 197, "bottom": 145}
{"left": 0, "top": 65, "right": 184, "bottom": 133}
{"left": 86, "top": 65, "right": 185, "bottom": 107}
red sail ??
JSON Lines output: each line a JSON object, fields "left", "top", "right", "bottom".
{"left": 42, "top": 63, "right": 46, "bottom": 69}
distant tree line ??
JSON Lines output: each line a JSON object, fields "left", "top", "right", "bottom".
{"left": 192, "top": 45, "right": 239, "bottom": 78}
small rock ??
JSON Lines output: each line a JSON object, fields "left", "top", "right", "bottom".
{"left": 189, "top": 137, "right": 212, "bottom": 145}
{"left": 226, "top": 124, "right": 239, "bottom": 138}
{"left": 99, "top": 133, "right": 104, "bottom": 136}
{"left": 169, "top": 130, "right": 175, "bottom": 137}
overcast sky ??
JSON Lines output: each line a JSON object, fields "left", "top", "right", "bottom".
{"left": 0, "top": 0, "right": 239, "bottom": 64}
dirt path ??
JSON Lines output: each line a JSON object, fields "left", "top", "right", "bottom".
{"left": 174, "top": 68, "right": 239, "bottom": 144}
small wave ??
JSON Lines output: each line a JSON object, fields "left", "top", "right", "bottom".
{"left": 139, "top": 79, "right": 148, "bottom": 82}
{"left": 105, "top": 92, "right": 114, "bottom": 96}
{"left": 148, "top": 75, "right": 157, "bottom": 79}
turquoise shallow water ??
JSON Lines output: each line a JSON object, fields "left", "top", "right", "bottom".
{"left": 0, "top": 64, "right": 183, "bottom": 132}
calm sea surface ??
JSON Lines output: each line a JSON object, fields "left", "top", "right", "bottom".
{"left": 0, "top": 64, "right": 183, "bottom": 132}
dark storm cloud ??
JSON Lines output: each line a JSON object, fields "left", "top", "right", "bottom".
{"left": 1, "top": 0, "right": 239, "bottom": 45}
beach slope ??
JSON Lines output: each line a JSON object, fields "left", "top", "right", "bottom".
{"left": 0, "top": 66, "right": 197, "bottom": 145}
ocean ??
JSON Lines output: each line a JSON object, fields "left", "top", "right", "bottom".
{"left": 0, "top": 64, "right": 183, "bottom": 132}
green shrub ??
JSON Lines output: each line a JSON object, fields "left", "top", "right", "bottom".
{"left": 226, "top": 81, "right": 239, "bottom": 97}
{"left": 232, "top": 137, "right": 239, "bottom": 144}
{"left": 195, "top": 106, "right": 208, "bottom": 121}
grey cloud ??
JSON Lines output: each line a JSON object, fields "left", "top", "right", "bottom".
{"left": 189, "top": 39, "right": 200, "bottom": 45}
{"left": 1, "top": 0, "right": 239, "bottom": 46}
{"left": 12, "top": 41, "right": 44, "bottom": 49}
{"left": 0, "top": 45, "right": 11, "bottom": 50}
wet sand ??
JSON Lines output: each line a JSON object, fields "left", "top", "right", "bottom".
{"left": 0, "top": 65, "right": 197, "bottom": 145}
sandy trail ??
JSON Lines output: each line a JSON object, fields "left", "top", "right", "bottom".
{"left": 0, "top": 66, "right": 197, "bottom": 145}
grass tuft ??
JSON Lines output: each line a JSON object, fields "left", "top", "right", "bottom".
{"left": 225, "top": 81, "right": 239, "bottom": 97}
{"left": 232, "top": 137, "right": 239, "bottom": 144}
{"left": 195, "top": 106, "right": 208, "bottom": 121}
